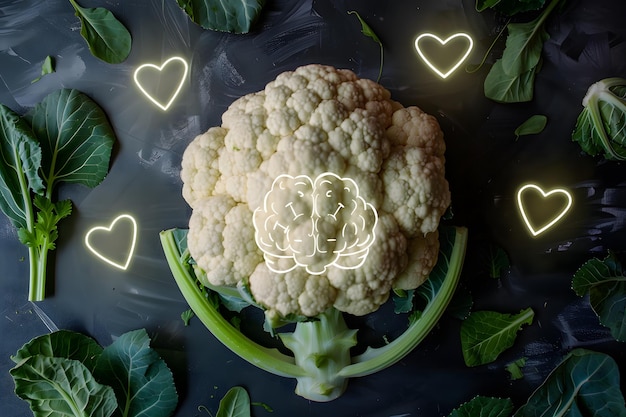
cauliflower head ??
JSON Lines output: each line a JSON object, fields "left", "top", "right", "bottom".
{"left": 181, "top": 64, "right": 451, "bottom": 319}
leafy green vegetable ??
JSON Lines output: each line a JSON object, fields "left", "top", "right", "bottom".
{"left": 11, "top": 355, "right": 118, "bottom": 417}
{"left": 476, "top": 0, "right": 547, "bottom": 15}
{"left": 94, "top": 329, "right": 178, "bottom": 417}
{"left": 181, "top": 308, "right": 195, "bottom": 326}
{"left": 32, "top": 56, "right": 55, "bottom": 83}
{"left": 11, "top": 330, "right": 103, "bottom": 373}
{"left": 348, "top": 11, "right": 384, "bottom": 82}
{"left": 572, "top": 77, "right": 626, "bottom": 161}
{"left": 10, "top": 329, "right": 177, "bottom": 417}
{"left": 483, "top": 0, "right": 561, "bottom": 103}
{"left": 0, "top": 89, "right": 115, "bottom": 301}
{"left": 461, "top": 308, "right": 534, "bottom": 367}
{"left": 515, "top": 349, "right": 626, "bottom": 417}
{"left": 505, "top": 357, "right": 527, "bottom": 380}
{"left": 68, "top": 0, "right": 131, "bottom": 64}
{"left": 483, "top": 244, "right": 510, "bottom": 279}
{"left": 572, "top": 252, "right": 626, "bottom": 341}
{"left": 175, "top": 0, "right": 265, "bottom": 34}
{"left": 514, "top": 115, "right": 547, "bottom": 139}
{"left": 216, "top": 387, "right": 251, "bottom": 417}
{"left": 448, "top": 395, "right": 514, "bottom": 417}
{"left": 159, "top": 225, "right": 468, "bottom": 402}
{"left": 392, "top": 289, "right": 415, "bottom": 314}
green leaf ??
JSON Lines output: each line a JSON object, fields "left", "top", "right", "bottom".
{"left": 93, "top": 329, "right": 178, "bottom": 417}
{"left": 392, "top": 289, "right": 415, "bottom": 314}
{"left": 505, "top": 357, "right": 527, "bottom": 380}
{"left": 181, "top": 309, "right": 195, "bottom": 326}
{"left": 175, "top": 0, "right": 265, "bottom": 34}
{"left": 68, "top": 0, "right": 131, "bottom": 64}
{"left": 216, "top": 386, "right": 251, "bottom": 417}
{"left": 11, "top": 330, "right": 103, "bottom": 374}
{"left": 476, "top": 0, "right": 546, "bottom": 14}
{"left": 500, "top": 18, "right": 549, "bottom": 76}
{"left": 448, "top": 395, "right": 514, "bottom": 417}
{"left": 514, "top": 115, "right": 547, "bottom": 139}
{"left": 0, "top": 104, "right": 43, "bottom": 230}
{"left": 461, "top": 308, "right": 534, "bottom": 367}
{"left": 10, "top": 355, "right": 118, "bottom": 417}
{"left": 483, "top": 0, "right": 560, "bottom": 103}
{"left": 475, "top": 0, "right": 502, "bottom": 12}
{"left": 483, "top": 244, "right": 510, "bottom": 279}
{"left": 27, "top": 89, "right": 115, "bottom": 190}
{"left": 484, "top": 60, "right": 538, "bottom": 103}
{"left": 515, "top": 349, "right": 626, "bottom": 417}
{"left": 572, "top": 77, "right": 626, "bottom": 161}
{"left": 572, "top": 253, "right": 626, "bottom": 341}
{"left": 32, "top": 56, "right": 55, "bottom": 83}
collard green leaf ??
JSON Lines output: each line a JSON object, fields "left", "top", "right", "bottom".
{"left": 479, "top": 0, "right": 547, "bottom": 16}
{"left": 216, "top": 386, "right": 251, "bottom": 417}
{"left": 483, "top": 244, "right": 510, "bottom": 279}
{"left": 572, "top": 78, "right": 626, "bottom": 161}
{"left": 0, "top": 104, "right": 43, "bottom": 230}
{"left": 175, "top": 0, "right": 265, "bottom": 34}
{"left": 448, "top": 395, "right": 514, "bottom": 417}
{"left": 461, "top": 308, "right": 534, "bottom": 367}
{"left": 10, "top": 355, "right": 118, "bottom": 417}
{"left": 68, "top": 0, "right": 131, "bottom": 64}
{"left": 484, "top": 60, "right": 537, "bottom": 103}
{"left": 572, "top": 253, "right": 626, "bottom": 341}
{"left": 11, "top": 330, "right": 103, "bottom": 373}
{"left": 27, "top": 89, "right": 115, "bottom": 190}
{"left": 514, "top": 115, "right": 547, "bottom": 139}
{"left": 515, "top": 349, "right": 626, "bottom": 417}
{"left": 500, "top": 18, "right": 549, "bottom": 77}
{"left": 94, "top": 329, "right": 178, "bottom": 417}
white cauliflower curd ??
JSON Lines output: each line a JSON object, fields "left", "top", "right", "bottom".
{"left": 181, "top": 64, "right": 451, "bottom": 320}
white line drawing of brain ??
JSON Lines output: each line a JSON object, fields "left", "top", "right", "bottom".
{"left": 253, "top": 172, "right": 378, "bottom": 275}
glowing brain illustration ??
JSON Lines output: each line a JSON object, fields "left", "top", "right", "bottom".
{"left": 253, "top": 173, "right": 378, "bottom": 275}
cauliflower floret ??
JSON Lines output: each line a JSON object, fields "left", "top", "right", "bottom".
{"left": 181, "top": 64, "right": 451, "bottom": 319}
{"left": 188, "top": 195, "right": 262, "bottom": 287}
{"left": 381, "top": 146, "right": 450, "bottom": 237}
{"left": 328, "top": 213, "right": 407, "bottom": 316}
{"left": 393, "top": 230, "right": 440, "bottom": 289}
{"left": 180, "top": 127, "right": 226, "bottom": 209}
{"left": 250, "top": 264, "right": 337, "bottom": 318}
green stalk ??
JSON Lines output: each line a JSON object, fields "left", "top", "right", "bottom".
{"left": 159, "top": 229, "right": 305, "bottom": 378}
{"left": 340, "top": 226, "right": 468, "bottom": 377}
{"left": 280, "top": 308, "right": 358, "bottom": 401}
{"left": 12, "top": 143, "right": 41, "bottom": 302}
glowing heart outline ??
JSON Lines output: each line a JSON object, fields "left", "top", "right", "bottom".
{"left": 516, "top": 184, "right": 573, "bottom": 237}
{"left": 133, "top": 56, "right": 188, "bottom": 111}
{"left": 85, "top": 214, "right": 138, "bottom": 270}
{"left": 414, "top": 33, "right": 474, "bottom": 79}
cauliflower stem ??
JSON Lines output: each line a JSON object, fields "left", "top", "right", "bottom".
{"left": 160, "top": 226, "right": 467, "bottom": 402}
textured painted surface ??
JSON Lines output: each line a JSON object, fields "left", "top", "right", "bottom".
{"left": 1, "top": 0, "right": 626, "bottom": 416}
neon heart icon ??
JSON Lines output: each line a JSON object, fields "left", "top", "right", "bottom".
{"left": 133, "top": 56, "right": 188, "bottom": 111}
{"left": 414, "top": 33, "right": 473, "bottom": 79}
{"left": 516, "top": 184, "right": 573, "bottom": 237}
{"left": 85, "top": 214, "right": 138, "bottom": 270}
